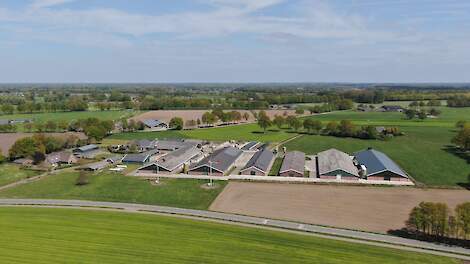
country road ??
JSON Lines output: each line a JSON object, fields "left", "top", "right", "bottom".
{"left": 1, "top": 198, "right": 469, "bottom": 261}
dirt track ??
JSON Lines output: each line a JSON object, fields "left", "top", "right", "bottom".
{"left": 210, "top": 182, "right": 470, "bottom": 233}
{"left": 132, "top": 109, "right": 300, "bottom": 124}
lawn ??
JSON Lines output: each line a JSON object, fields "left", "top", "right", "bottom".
{"left": 284, "top": 126, "right": 469, "bottom": 186}
{"left": 0, "top": 171, "right": 225, "bottom": 210}
{"left": 269, "top": 157, "right": 283, "bottom": 176}
{"left": 109, "top": 123, "right": 296, "bottom": 143}
{"left": 0, "top": 164, "right": 39, "bottom": 187}
{"left": 0, "top": 207, "right": 458, "bottom": 264}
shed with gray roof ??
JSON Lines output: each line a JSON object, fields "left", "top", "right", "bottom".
{"left": 317, "top": 149, "right": 359, "bottom": 180}
{"left": 189, "top": 147, "right": 243, "bottom": 176}
{"left": 122, "top": 149, "right": 159, "bottom": 164}
{"left": 240, "top": 148, "right": 275, "bottom": 176}
{"left": 142, "top": 119, "right": 168, "bottom": 130}
{"left": 354, "top": 148, "right": 410, "bottom": 181}
{"left": 81, "top": 160, "right": 109, "bottom": 171}
{"left": 279, "top": 151, "right": 305, "bottom": 177}
{"left": 138, "top": 146, "right": 202, "bottom": 174}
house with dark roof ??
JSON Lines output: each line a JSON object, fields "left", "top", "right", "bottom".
{"left": 354, "top": 148, "right": 410, "bottom": 181}
{"left": 138, "top": 146, "right": 202, "bottom": 174}
{"left": 279, "top": 151, "right": 305, "bottom": 177}
{"left": 240, "top": 148, "right": 275, "bottom": 176}
{"left": 316, "top": 149, "right": 359, "bottom": 180}
{"left": 380, "top": 105, "right": 403, "bottom": 112}
{"left": 142, "top": 119, "right": 168, "bottom": 131}
{"left": 189, "top": 147, "right": 242, "bottom": 176}
{"left": 73, "top": 144, "right": 101, "bottom": 159}
{"left": 122, "top": 149, "right": 159, "bottom": 164}
{"left": 46, "top": 151, "right": 78, "bottom": 166}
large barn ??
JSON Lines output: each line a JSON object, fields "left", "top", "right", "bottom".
{"left": 317, "top": 149, "right": 359, "bottom": 180}
{"left": 189, "top": 147, "right": 242, "bottom": 176}
{"left": 354, "top": 148, "right": 410, "bottom": 182}
{"left": 239, "top": 148, "right": 275, "bottom": 176}
{"left": 279, "top": 151, "right": 305, "bottom": 177}
{"left": 138, "top": 146, "right": 202, "bottom": 174}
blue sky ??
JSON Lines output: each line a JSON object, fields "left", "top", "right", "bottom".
{"left": 1, "top": 0, "right": 470, "bottom": 83}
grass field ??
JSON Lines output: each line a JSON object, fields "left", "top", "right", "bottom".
{"left": 0, "top": 171, "right": 225, "bottom": 210}
{"left": 0, "top": 164, "right": 39, "bottom": 187}
{"left": 108, "top": 123, "right": 296, "bottom": 142}
{"left": 0, "top": 207, "right": 458, "bottom": 264}
{"left": 269, "top": 157, "right": 283, "bottom": 176}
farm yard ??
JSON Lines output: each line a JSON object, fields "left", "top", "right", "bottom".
{"left": 0, "top": 207, "right": 456, "bottom": 264}
{"left": 210, "top": 182, "right": 470, "bottom": 233}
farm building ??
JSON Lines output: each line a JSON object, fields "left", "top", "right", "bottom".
{"left": 138, "top": 146, "right": 202, "bottom": 174}
{"left": 189, "top": 147, "right": 242, "bottom": 176}
{"left": 279, "top": 151, "right": 305, "bottom": 177}
{"left": 80, "top": 160, "right": 109, "bottom": 171}
{"left": 46, "top": 151, "right": 78, "bottom": 166}
{"left": 316, "top": 149, "right": 359, "bottom": 180}
{"left": 155, "top": 139, "right": 198, "bottom": 151}
{"left": 73, "top": 144, "right": 101, "bottom": 159}
{"left": 380, "top": 105, "right": 403, "bottom": 112}
{"left": 239, "top": 148, "right": 275, "bottom": 176}
{"left": 107, "top": 155, "right": 124, "bottom": 164}
{"left": 13, "top": 158, "right": 33, "bottom": 166}
{"left": 354, "top": 148, "right": 410, "bottom": 181}
{"left": 129, "top": 139, "right": 157, "bottom": 152}
{"left": 122, "top": 149, "right": 159, "bottom": 164}
{"left": 241, "top": 141, "right": 259, "bottom": 151}
{"left": 142, "top": 119, "right": 169, "bottom": 131}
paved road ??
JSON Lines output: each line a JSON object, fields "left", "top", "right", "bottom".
{"left": 1, "top": 199, "right": 469, "bottom": 260}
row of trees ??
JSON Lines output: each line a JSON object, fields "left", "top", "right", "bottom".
{"left": 0, "top": 97, "right": 89, "bottom": 115}
{"left": 447, "top": 97, "right": 470, "bottom": 108}
{"left": 406, "top": 202, "right": 470, "bottom": 240}
{"left": 306, "top": 99, "right": 354, "bottom": 114}
{"left": 452, "top": 121, "right": 470, "bottom": 151}
{"left": 404, "top": 108, "right": 441, "bottom": 120}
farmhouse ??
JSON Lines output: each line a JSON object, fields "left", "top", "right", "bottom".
{"left": 46, "top": 151, "right": 78, "bottom": 166}
{"left": 138, "top": 146, "right": 202, "bottom": 174}
{"left": 73, "top": 144, "right": 101, "bottom": 159}
{"left": 316, "top": 149, "right": 359, "bottom": 180}
{"left": 239, "top": 147, "right": 275, "bottom": 176}
{"left": 189, "top": 147, "right": 242, "bottom": 176}
{"left": 354, "top": 148, "right": 410, "bottom": 181}
{"left": 122, "top": 149, "right": 159, "bottom": 164}
{"left": 279, "top": 151, "right": 305, "bottom": 177}
{"left": 142, "top": 119, "right": 169, "bottom": 131}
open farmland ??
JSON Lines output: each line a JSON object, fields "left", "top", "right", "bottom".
{"left": 132, "top": 109, "right": 300, "bottom": 124}
{"left": 0, "top": 110, "right": 136, "bottom": 123}
{"left": 0, "top": 132, "right": 87, "bottom": 156}
{"left": 0, "top": 171, "right": 226, "bottom": 210}
{"left": 108, "top": 123, "right": 297, "bottom": 143}
{"left": 210, "top": 182, "right": 470, "bottom": 233}
{"left": 0, "top": 164, "right": 39, "bottom": 187}
{"left": 0, "top": 207, "right": 458, "bottom": 264}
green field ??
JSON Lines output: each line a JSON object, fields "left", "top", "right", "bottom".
{"left": 0, "top": 164, "right": 39, "bottom": 187}
{"left": 0, "top": 171, "right": 225, "bottom": 210}
{"left": 0, "top": 207, "right": 457, "bottom": 264}
{"left": 1, "top": 110, "right": 136, "bottom": 125}
{"left": 109, "top": 123, "right": 296, "bottom": 142}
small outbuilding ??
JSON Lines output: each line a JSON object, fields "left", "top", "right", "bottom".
{"left": 354, "top": 148, "right": 410, "bottom": 181}
{"left": 279, "top": 151, "right": 305, "bottom": 177}
{"left": 142, "top": 119, "right": 169, "bottom": 131}
{"left": 80, "top": 160, "right": 109, "bottom": 171}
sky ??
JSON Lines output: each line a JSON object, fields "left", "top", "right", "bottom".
{"left": 1, "top": 0, "right": 470, "bottom": 83}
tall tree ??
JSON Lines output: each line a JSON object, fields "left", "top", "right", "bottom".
{"left": 257, "top": 111, "right": 271, "bottom": 133}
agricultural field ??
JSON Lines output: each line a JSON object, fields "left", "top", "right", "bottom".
{"left": 0, "top": 207, "right": 458, "bottom": 264}
{"left": 0, "top": 164, "right": 39, "bottom": 187}
{"left": 211, "top": 182, "right": 470, "bottom": 233}
{"left": 0, "top": 171, "right": 225, "bottom": 210}
{"left": 108, "top": 123, "right": 297, "bottom": 143}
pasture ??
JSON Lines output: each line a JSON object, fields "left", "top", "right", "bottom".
{"left": 0, "top": 171, "right": 225, "bottom": 210}
{"left": 0, "top": 207, "right": 458, "bottom": 264}
{"left": 0, "top": 164, "right": 39, "bottom": 187}
{"left": 210, "top": 182, "right": 470, "bottom": 233}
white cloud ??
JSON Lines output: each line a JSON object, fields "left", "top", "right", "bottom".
{"left": 29, "top": 0, "right": 76, "bottom": 9}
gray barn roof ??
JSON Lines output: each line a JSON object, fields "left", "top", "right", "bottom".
{"left": 74, "top": 144, "right": 99, "bottom": 153}
{"left": 141, "top": 146, "right": 202, "bottom": 172}
{"left": 82, "top": 160, "right": 109, "bottom": 171}
{"left": 143, "top": 119, "right": 167, "bottom": 128}
{"left": 123, "top": 149, "right": 159, "bottom": 163}
{"left": 241, "top": 148, "right": 275, "bottom": 173}
{"left": 317, "top": 149, "right": 359, "bottom": 177}
{"left": 242, "top": 141, "right": 259, "bottom": 151}
{"left": 279, "top": 151, "right": 305, "bottom": 174}
{"left": 190, "top": 147, "right": 242, "bottom": 173}
{"left": 132, "top": 139, "right": 157, "bottom": 149}
{"left": 155, "top": 139, "right": 196, "bottom": 151}
{"left": 354, "top": 149, "right": 408, "bottom": 178}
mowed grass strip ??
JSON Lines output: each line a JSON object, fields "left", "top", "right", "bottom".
{"left": 109, "top": 123, "right": 296, "bottom": 142}
{"left": 0, "top": 171, "right": 225, "bottom": 210}
{"left": 0, "top": 207, "right": 458, "bottom": 264}
{"left": 0, "top": 164, "right": 39, "bottom": 187}
{"left": 284, "top": 126, "right": 469, "bottom": 186}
